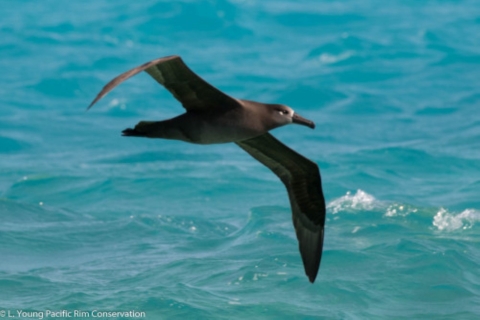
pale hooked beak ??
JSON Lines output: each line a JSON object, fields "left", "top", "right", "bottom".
{"left": 292, "top": 113, "right": 315, "bottom": 129}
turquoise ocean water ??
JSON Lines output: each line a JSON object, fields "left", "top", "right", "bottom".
{"left": 1, "top": 1, "right": 480, "bottom": 319}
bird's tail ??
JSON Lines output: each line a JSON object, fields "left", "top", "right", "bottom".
{"left": 122, "top": 121, "right": 156, "bottom": 137}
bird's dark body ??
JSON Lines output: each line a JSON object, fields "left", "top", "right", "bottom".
{"left": 124, "top": 100, "right": 288, "bottom": 144}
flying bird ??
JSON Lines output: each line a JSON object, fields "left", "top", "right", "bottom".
{"left": 88, "top": 55, "right": 326, "bottom": 283}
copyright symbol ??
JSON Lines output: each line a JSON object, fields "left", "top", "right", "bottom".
{"left": 0, "top": 310, "right": 6, "bottom": 317}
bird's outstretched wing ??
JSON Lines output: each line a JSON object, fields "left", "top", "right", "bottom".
{"left": 236, "top": 133, "right": 325, "bottom": 283}
{"left": 88, "top": 55, "right": 240, "bottom": 112}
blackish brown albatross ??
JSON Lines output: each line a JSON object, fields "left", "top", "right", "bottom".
{"left": 88, "top": 55, "right": 326, "bottom": 283}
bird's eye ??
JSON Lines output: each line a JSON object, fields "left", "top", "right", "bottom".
{"left": 280, "top": 110, "right": 289, "bottom": 115}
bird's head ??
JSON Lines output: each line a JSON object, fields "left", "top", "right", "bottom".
{"left": 269, "top": 104, "right": 315, "bottom": 129}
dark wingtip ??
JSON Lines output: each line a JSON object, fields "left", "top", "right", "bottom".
{"left": 86, "top": 96, "right": 101, "bottom": 111}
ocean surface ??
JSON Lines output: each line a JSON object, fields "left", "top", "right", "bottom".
{"left": 1, "top": 0, "right": 480, "bottom": 319}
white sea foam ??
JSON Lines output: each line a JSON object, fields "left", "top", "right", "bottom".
{"left": 327, "top": 191, "right": 479, "bottom": 234}
{"left": 384, "top": 203, "right": 418, "bottom": 217}
{"left": 432, "top": 208, "right": 480, "bottom": 231}
{"left": 327, "top": 189, "right": 376, "bottom": 214}
{"left": 108, "top": 98, "right": 126, "bottom": 110}
{"left": 318, "top": 51, "right": 354, "bottom": 64}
